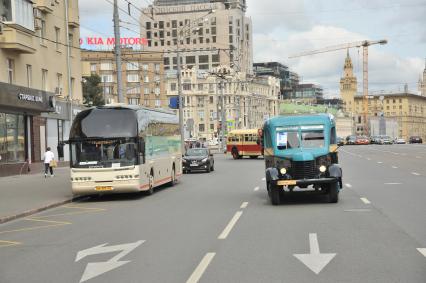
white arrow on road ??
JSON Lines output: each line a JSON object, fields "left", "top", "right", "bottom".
{"left": 294, "top": 233, "right": 336, "bottom": 274}
{"left": 76, "top": 240, "right": 144, "bottom": 283}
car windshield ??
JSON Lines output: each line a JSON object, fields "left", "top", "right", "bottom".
{"left": 276, "top": 125, "right": 325, "bottom": 149}
{"left": 186, "top": 148, "right": 208, "bottom": 156}
{"left": 70, "top": 139, "right": 138, "bottom": 168}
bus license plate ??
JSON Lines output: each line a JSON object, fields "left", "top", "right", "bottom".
{"left": 278, "top": 180, "right": 297, "bottom": 186}
{"left": 95, "top": 186, "right": 113, "bottom": 191}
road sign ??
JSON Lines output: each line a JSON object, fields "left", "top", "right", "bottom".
{"left": 75, "top": 240, "right": 144, "bottom": 282}
{"left": 293, "top": 233, "right": 336, "bottom": 274}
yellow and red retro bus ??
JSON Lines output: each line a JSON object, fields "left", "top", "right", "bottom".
{"left": 226, "top": 129, "right": 263, "bottom": 159}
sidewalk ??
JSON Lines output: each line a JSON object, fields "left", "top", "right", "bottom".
{"left": 0, "top": 167, "right": 79, "bottom": 224}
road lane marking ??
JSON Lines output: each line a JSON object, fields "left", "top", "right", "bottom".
{"left": 384, "top": 183, "right": 402, "bottom": 185}
{"left": 0, "top": 219, "right": 71, "bottom": 235}
{"left": 186, "top": 253, "right": 216, "bottom": 283}
{"left": 254, "top": 186, "right": 260, "bottom": 191}
{"left": 344, "top": 209, "right": 372, "bottom": 212}
{"left": 360, "top": 198, "right": 371, "bottom": 204}
{"left": 218, "top": 211, "right": 243, "bottom": 240}
{"left": 0, "top": 240, "right": 21, "bottom": 248}
{"left": 240, "top": 202, "right": 249, "bottom": 209}
{"left": 261, "top": 177, "right": 266, "bottom": 181}
{"left": 345, "top": 183, "right": 352, "bottom": 188}
{"left": 377, "top": 161, "right": 383, "bottom": 164}
{"left": 417, "top": 248, "right": 426, "bottom": 258}
{"left": 412, "top": 172, "right": 420, "bottom": 176}
{"left": 367, "top": 158, "right": 371, "bottom": 161}
{"left": 392, "top": 166, "right": 398, "bottom": 169}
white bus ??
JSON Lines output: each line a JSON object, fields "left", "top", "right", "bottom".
{"left": 68, "top": 105, "right": 182, "bottom": 196}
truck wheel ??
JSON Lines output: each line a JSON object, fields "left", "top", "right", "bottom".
{"left": 268, "top": 182, "right": 281, "bottom": 205}
{"left": 328, "top": 182, "right": 339, "bottom": 203}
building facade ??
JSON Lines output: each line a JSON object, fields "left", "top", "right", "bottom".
{"left": 0, "top": 0, "right": 83, "bottom": 176}
{"left": 140, "top": 0, "right": 253, "bottom": 75}
{"left": 353, "top": 92, "right": 426, "bottom": 140}
{"left": 340, "top": 51, "right": 357, "bottom": 114}
{"left": 166, "top": 68, "right": 279, "bottom": 140}
{"left": 292, "top": 83, "right": 323, "bottom": 103}
{"left": 81, "top": 49, "right": 167, "bottom": 109}
{"left": 419, "top": 59, "right": 426, "bottom": 96}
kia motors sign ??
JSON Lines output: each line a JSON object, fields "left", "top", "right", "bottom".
{"left": 80, "top": 37, "right": 148, "bottom": 46}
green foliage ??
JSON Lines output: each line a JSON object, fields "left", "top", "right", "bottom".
{"left": 82, "top": 74, "right": 105, "bottom": 106}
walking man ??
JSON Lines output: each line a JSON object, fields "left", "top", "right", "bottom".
{"left": 43, "top": 147, "right": 55, "bottom": 178}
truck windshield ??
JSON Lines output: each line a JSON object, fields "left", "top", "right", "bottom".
{"left": 70, "top": 138, "right": 138, "bottom": 168}
{"left": 276, "top": 125, "right": 325, "bottom": 149}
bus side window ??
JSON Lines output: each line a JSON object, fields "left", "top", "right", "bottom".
{"left": 330, "top": 127, "right": 336, "bottom": 145}
{"left": 139, "top": 138, "right": 146, "bottom": 164}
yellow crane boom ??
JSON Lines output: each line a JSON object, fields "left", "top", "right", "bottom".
{"left": 289, "top": 39, "right": 388, "bottom": 135}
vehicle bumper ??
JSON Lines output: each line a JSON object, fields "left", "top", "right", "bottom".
{"left": 183, "top": 163, "right": 209, "bottom": 171}
{"left": 72, "top": 180, "right": 141, "bottom": 195}
{"left": 272, "top": 177, "right": 338, "bottom": 187}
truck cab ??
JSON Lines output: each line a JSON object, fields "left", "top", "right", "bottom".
{"left": 262, "top": 114, "right": 343, "bottom": 205}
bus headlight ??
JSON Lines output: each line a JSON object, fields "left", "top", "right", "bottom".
{"left": 280, "top": 168, "right": 287, "bottom": 175}
{"left": 319, "top": 165, "right": 327, "bottom": 173}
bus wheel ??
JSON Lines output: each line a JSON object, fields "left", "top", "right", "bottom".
{"left": 268, "top": 182, "right": 281, "bottom": 205}
{"left": 146, "top": 172, "right": 155, "bottom": 195}
{"left": 168, "top": 167, "right": 176, "bottom": 187}
{"left": 232, "top": 148, "right": 240, "bottom": 160}
{"left": 328, "top": 182, "right": 339, "bottom": 203}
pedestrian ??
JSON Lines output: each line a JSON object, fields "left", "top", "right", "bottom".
{"left": 43, "top": 147, "right": 55, "bottom": 178}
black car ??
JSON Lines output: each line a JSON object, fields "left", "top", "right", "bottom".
{"left": 346, "top": 135, "right": 357, "bottom": 145}
{"left": 183, "top": 148, "right": 214, "bottom": 173}
{"left": 337, "top": 137, "right": 345, "bottom": 146}
{"left": 409, "top": 136, "right": 423, "bottom": 144}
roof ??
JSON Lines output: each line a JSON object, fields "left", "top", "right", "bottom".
{"left": 228, "top": 129, "right": 260, "bottom": 135}
{"left": 266, "top": 114, "right": 335, "bottom": 127}
{"left": 354, "top": 92, "right": 426, "bottom": 100}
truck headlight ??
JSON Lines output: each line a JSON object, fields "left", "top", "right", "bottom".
{"left": 280, "top": 168, "right": 287, "bottom": 175}
{"left": 319, "top": 165, "right": 327, "bottom": 173}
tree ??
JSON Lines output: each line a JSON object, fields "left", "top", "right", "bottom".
{"left": 82, "top": 74, "right": 105, "bottom": 106}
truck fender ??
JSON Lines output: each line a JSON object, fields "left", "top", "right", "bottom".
{"left": 265, "top": 167, "right": 279, "bottom": 184}
{"left": 328, "top": 164, "right": 343, "bottom": 188}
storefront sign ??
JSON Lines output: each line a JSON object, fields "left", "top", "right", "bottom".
{"left": 80, "top": 37, "right": 148, "bottom": 46}
{"left": 18, "top": 93, "right": 43, "bottom": 103}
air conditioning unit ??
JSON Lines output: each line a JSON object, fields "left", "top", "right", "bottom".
{"left": 34, "top": 8, "right": 42, "bottom": 19}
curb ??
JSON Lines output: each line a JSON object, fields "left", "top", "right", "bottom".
{"left": 0, "top": 196, "right": 88, "bottom": 224}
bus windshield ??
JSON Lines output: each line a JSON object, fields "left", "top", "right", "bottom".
{"left": 276, "top": 125, "right": 325, "bottom": 149}
{"left": 70, "top": 138, "right": 138, "bottom": 168}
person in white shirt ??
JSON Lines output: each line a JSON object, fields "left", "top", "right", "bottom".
{"left": 43, "top": 147, "right": 55, "bottom": 178}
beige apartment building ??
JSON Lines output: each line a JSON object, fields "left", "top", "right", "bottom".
{"left": 81, "top": 49, "right": 167, "bottom": 109}
{"left": 140, "top": 0, "right": 253, "bottom": 75}
{"left": 166, "top": 67, "right": 280, "bottom": 140}
{"left": 0, "top": 0, "right": 83, "bottom": 176}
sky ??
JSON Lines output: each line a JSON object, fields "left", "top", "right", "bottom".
{"left": 78, "top": 0, "right": 426, "bottom": 97}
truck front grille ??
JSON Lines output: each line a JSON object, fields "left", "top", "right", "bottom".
{"left": 292, "top": 160, "right": 316, "bottom": 179}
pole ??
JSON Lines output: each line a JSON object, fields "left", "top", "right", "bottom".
{"left": 176, "top": 43, "right": 185, "bottom": 153}
{"left": 64, "top": 0, "right": 73, "bottom": 124}
{"left": 113, "top": 0, "right": 124, "bottom": 103}
{"left": 220, "top": 80, "right": 226, "bottom": 153}
{"left": 363, "top": 45, "right": 368, "bottom": 136}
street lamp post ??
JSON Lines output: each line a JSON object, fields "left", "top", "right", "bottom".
{"left": 176, "top": 44, "right": 185, "bottom": 153}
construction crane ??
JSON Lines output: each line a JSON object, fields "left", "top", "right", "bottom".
{"left": 289, "top": 39, "right": 388, "bottom": 135}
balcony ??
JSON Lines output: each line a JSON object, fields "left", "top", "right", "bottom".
{"left": 35, "top": 0, "right": 54, "bottom": 13}
{"left": 67, "top": 1, "right": 80, "bottom": 28}
{"left": 0, "top": 25, "right": 36, "bottom": 54}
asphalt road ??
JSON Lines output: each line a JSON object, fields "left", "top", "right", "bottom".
{"left": 0, "top": 145, "right": 425, "bottom": 283}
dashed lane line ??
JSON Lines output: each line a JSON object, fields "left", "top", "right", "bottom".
{"left": 186, "top": 253, "right": 216, "bottom": 283}
{"left": 377, "top": 161, "right": 383, "bottom": 164}
{"left": 261, "top": 177, "right": 266, "bottom": 181}
{"left": 218, "top": 211, "right": 243, "bottom": 240}
{"left": 360, "top": 198, "right": 371, "bottom": 205}
{"left": 392, "top": 166, "right": 398, "bottom": 169}
{"left": 417, "top": 248, "right": 426, "bottom": 258}
{"left": 344, "top": 209, "right": 372, "bottom": 212}
{"left": 0, "top": 240, "right": 21, "bottom": 248}
{"left": 384, "top": 183, "right": 402, "bottom": 185}
{"left": 254, "top": 186, "right": 260, "bottom": 192}
{"left": 345, "top": 183, "right": 352, "bottom": 188}
{"left": 240, "top": 202, "right": 249, "bottom": 209}
{"left": 412, "top": 172, "right": 421, "bottom": 176}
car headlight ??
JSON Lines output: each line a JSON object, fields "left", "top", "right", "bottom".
{"left": 201, "top": 158, "right": 208, "bottom": 163}
{"left": 319, "top": 165, "right": 327, "bottom": 173}
{"left": 280, "top": 168, "right": 287, "bottom": 175}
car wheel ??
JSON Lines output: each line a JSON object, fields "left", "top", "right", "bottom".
{"left": 206, "top": 164, "right": 211, "bottom": 173}
{"left": 211, "top": 162, "right": 215, "bottom": 171}
{"left": 328, "top": 182, "right": 339, "bottom": 203}
{"left": 268, "top": 182, "right": 281, "bottom": 205}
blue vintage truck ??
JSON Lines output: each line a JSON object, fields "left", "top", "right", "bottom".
{"left": 262, "top": 114, "right": 343, "bottom": 205}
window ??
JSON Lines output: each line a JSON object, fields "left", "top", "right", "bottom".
{"left": 7, "top": 59, "right": 14, "bottom": 84}
{"left": 40, "top": 19, "right": 46, "bottom": 44}
{"left": 127, "top": 74, "right": 139, "bottom": 83}
{"left": 26, "top": 65, "right": 32, "bottom": 87}
{"left": 144, "top": 75, "right": 149, "bottom": 83}
{"left": 183, "top": 83, "right": 191, "bottom": 91}
{"left": 199, "top": 124, "right": 205, "bottom": 132}
{"left": 101, "top": 75, "right": 113, "bottom": 83}
{"left": 55, "top": 27, "right": 61, "bottom": 50}
{"left": 0, "top": 114, "right": 25, "bottom": 163}
{"left": 56, "top": 73, "right": 63, "bottom": 91}
{"left": 90, "top": 63, "right": 97, "bottom": 72}
{"left": 198, "top": 110, "right": 205, "bottom": 121}
{"left": 155, "top": 99, "right": 161, "bottom": 107}
{"left": 100, "top": 61, "right": 113, "bottom": 70}
{"left": 128, "top": 98, "right": 140, "bottom": 105}
{"left": 155, "top": 64, "right": 161, "bottom": 72}
{"left": 142, "top": 64, "right": 149, "bottom": 71}
{"left": 42, "top": 69, "right": 48, "bottom": 91}
{"left": 198, "top": 84, "right": 203, "bottom": 91}
{"left": 3, "top": 0, "right": 34, "bottom": 30}
{"left": 170, "top": 83, "right": 177, "bottom": 91}
{"left": 127, "top": 62, "right": 139, "bottom": 71}
{"left": 146, "top": 22, "right": 151, "bottom": 30}
{"left": 144, "top": 88, "right": 150, "bottom": 95}
{"left": 186, "top": 56, "right": 196, "bottom": 64}
{"left": 199, "top": 55, "right": 209, "bottom": 64}
{"left": 127, "top": 86, "right": 140, "bottom": 94}
{"left": 209, "top": 96, "right": 214, "bottom": 104}
{"left": 69, "top": 33, "right": 74, "bottom": 55}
